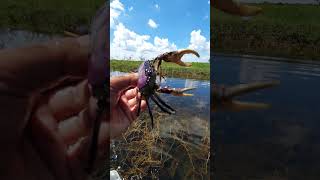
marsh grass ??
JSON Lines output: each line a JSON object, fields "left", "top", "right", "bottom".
{"left": 108, "top": 110, "right": 210, "bottom": 180}
{"left": 0, "top": 0, "right": 104, "bottom": 33}
{"left": 111, "top": 60, "right": 210, "bottom": 80}
{"left": 212, "top": 3, "right": 320, "bottom": 60}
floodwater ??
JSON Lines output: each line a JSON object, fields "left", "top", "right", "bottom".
{"left": 212, "top": 55, "right": 320, "bottom": 180}
{"left": 110, "top": 71, "right": 210, "bottom": 179}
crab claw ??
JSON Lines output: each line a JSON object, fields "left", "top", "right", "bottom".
{"left": 157, "top": 87, "right": 196, "bottom": 96}
{"left": 161, "top": 49, "right": 200, "bottom": 67}
{"left": 212, "top": 81, "right": 280, "bottom": 112}
{"left": 213, "top": 0, "right": 262, "bottom": 17}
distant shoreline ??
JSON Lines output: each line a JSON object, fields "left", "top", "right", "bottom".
{"left": 212, "top": 3, "right": 320, "bottom": 61}
{"left": 111, "top": 60, "right": 210, "bottom": 80}
{"left": 212, "top": 52, "right": 320, "bottom": 65}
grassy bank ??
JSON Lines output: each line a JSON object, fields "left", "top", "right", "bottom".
{"left": 212, "top": 3, "right": 320, "bottom": 60}
{"left": 0, "top": 0, "right": 104, "bottom": 34}
{"left": 111, "top": 60, "right": 210, "bottom": 80}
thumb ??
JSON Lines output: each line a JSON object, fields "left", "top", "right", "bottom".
{"left": 110, "top": 73, "right": 139, "bottom": 107}
{"left": 110, "top": 73, "right": 138, "bottom": 92}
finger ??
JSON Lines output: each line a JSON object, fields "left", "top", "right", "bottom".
{"left": 58, "top": 108, "right": 91, "bottom": 146}
{"left": 0, "top": 35, "right": 90, "bottom": 95}
{"left": 119, "top": 93, "right": 135, "bottom": 122}
{"left": 124, "top": 87, "right": 138, "bottom": 100}
{"left": 110, "top": 73, "right": 138, "bottom": 93}
{"left": 48, "top": 80, "right": 90, "bottom": 121}
{"left": 67, "top": 121, "right": 110, "bottom": 174}
{"left": 30, "top": 104, "right": 73, "bottom": 180}
{"left": 133, "top": 99, "right": 147, "bottom": 116}
{"left": 58, "top": 97, "right": 96, "bottom": 146}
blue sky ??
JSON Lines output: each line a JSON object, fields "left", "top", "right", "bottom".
{"left": 110, "top": 0, "right": 210, "bottom": 62}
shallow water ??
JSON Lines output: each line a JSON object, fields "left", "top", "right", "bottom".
{"left": 212, "top": 55, "right": 320, "bottom": 180}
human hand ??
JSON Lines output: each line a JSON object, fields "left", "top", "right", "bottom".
{"left": 0, "top": 35, "right": 145, "bottom": 180}
{"left": 110, "top": 73, "right": 147, "bottom": 138}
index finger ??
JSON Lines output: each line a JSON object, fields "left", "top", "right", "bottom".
{"left": 0, "top": 35, "right": 90, "bottom": 95}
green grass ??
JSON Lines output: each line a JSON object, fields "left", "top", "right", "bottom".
{"left": 0, "top": 0, "right": 104, "bottom": 34}
{"left": 212, "top": 3, "right": 320, "bottom": 60}
{"left": 111, "top": 60, "right": 210, "bottom": 80}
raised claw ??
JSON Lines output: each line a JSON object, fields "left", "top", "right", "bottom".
{"left": 212, "top": 81, "right": 280, "bottom": 112}
{"left": 213, "top": 0, "right": 262, "bottom": 17}
{"left": 158, "top": 49, "right": 200, "bottom": 67}
{"left": 157, "top": 86, "right": 196, "bottom": 96}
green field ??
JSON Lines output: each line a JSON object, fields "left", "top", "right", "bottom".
{"left": 0, "top": 0, "right": 104, "bottom": 34}
{"left": 212, "top": 3, "right": 320, "bottom": 60}
{"left": 111, "top": 60, "right": 210, "bottom": 80}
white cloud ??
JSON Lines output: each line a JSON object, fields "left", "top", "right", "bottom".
{"left": 148, "top": 19, "right": 158, "bottom": 29}
{"left": 111, "top": 24, "right": 209, "bottom": 62}
{"left": 187, "top": 30, "right": 210, "bottom": 62}
{"left": 110, "top": 0, "right": 125, "bottom": 28}
{"left": 128, "top": 6, "right": 133, "bottom": 11}
{"left": 155, "top": 4, "right": 160, "bottom": 10}
{"left": 111, "top": 23, "right": 176, "bottom": 60}
{"left": 208, "top": 0, "right": 210, "bottom": 4}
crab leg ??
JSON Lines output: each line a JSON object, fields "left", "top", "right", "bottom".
{"left": 145, "top": 99, "right": 154, "bottom": 128}
{"left": 137, "top": 97, "right": 142, "bottom": 116}
{"left": 157, "top": 87, "right": 196, "bottom": 97}
{"left": 153, "top": 93, "right": 175, "bottom": 112}
{"left": 150, "top": 95, "right": 172, "bottom": 114}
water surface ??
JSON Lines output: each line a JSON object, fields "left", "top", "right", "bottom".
{"left": 213, "top": 55, "right": 320, "bottom": 180}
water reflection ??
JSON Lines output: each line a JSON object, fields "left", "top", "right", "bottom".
{"left": 213, "top": 55, "right": 320, "bottom": 179}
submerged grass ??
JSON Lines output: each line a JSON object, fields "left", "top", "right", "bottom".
{"left": 212, "top": 3, "right": 320, "bottom": 60}
{"left": 111, "top": 60, "right": 210, "bottom": 80}
{"left": 0, "top": 0, "right": 104, "bottom": 34}
{"left": 107, "top": 111, "right": 210, "bottom": 180}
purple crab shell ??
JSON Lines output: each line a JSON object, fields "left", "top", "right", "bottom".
{"left": 137, "top": 61, "right": 156, "bottom": 92}
{"left": 137, "top": 62, "right": 147, "bottom": 89}
{"left": 88, "top": 3, "right": 109, "bottom": 88}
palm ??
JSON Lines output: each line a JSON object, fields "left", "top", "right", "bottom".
{"left": 110, "top": 77, "right": 146, "bottom": 138}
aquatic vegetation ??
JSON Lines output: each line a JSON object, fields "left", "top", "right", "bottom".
{"left": 109, "top": 111, "right": 210, "bottom": 180}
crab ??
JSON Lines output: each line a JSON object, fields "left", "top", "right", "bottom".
{"left": 136, "top": 49, "right": 200, "bottom": 128}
